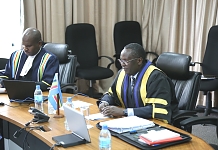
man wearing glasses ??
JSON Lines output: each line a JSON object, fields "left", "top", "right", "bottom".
{"left": 0, "top": 27, "right": 59, "bottom": 91}
{"left": 98, "top": 43, "right": 178, "bottom": 123}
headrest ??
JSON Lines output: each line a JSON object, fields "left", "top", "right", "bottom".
{"left": 156, "top": 52, "right": 191, "bottom": 80}
{"left": 43, "top": 43, "right": 69, "bottom": 64}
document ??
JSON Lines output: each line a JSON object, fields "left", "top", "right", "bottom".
{"left": 72, "top": 100, "right": 93, "bottom": 108}
{"left": 86, "top": 113, "right": 108, "bottom": 120}
{"left": 139, "top": 129, "right": 182, "bottom": 145}
{"left": 99, "top": 116, "right": 155, "bottom": 133}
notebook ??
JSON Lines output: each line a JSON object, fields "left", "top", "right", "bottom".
{"left": 3, "top": 80, "right": 48, "bottom": 102}
{"left": 52, "top": 105, "right": 91, "bottom": 148}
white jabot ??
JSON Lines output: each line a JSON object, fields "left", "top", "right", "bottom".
{"left": 20, "top": 56, "right": 36, "bottom": 76}
{"left": 20, "top": 48, "right": 41, "bottom": 76}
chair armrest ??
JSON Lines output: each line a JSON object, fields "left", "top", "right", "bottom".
{"left": 146, "top": 51, "right": 159, "bottom": 58}
{"left": 172, "top": 115, "right": 197, "bottom": 129}
{"left": 98, "top": 56, "right": 115, "bottom": 69}
{"left": 190, "top": 61, "right": 202, "bottom": 66}
{"left": 61, "top": 83, "right": 78, "bottom": 94}
{"left": 180, "top": 116, "right": 218, "bottom": 138}
{"left": 172, "top": 110, "right": 197, "bottom": 120}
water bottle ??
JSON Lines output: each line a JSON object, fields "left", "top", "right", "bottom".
{"left": 99, "top": 124, "right": 111, "bottom": 150}
{"left": 66, "top": 97, "right": 74, "bottom": 108}
{"left": 34, "top": 85, "right": 43, "bottom": 112}
{"left": 64, "top": 97, "right": 74, "bottom": 131}
{"left": 48, "top": 100, "right": 55, "bottom": 114}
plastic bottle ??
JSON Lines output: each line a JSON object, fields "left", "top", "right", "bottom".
{"left": 48, "top": 100, "right": 55, "bottom": 114}
{"left": 66, "top": 97, "right": 74, "bottom": 108}
{"left": 64, "top": 97, "right": 74, "bottom": 131}
{"left": 34, "top": 85, "right": 43, "bottom": 112}
{"left": 99, "top": 124, "right": 111, "bottom": 150}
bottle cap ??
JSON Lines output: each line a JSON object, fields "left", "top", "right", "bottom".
{"left": 102, "top": 124, "right": 108, "bottom": 130}
{"left": 67, "top": 97, "right": 72, "bottom": 102}
{"left": 36, "top": 85, "right": 40, "bottom": 90}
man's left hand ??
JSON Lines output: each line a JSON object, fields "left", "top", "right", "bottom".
{"left": 101, "top": 106, "right": 124, "bottom": 117}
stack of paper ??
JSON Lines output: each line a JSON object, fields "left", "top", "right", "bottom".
{"left": 139, "top": 129, "right": 182, "bottom": 145}
{"left": 99, "top": 116, "right": 155, "bottom": 133}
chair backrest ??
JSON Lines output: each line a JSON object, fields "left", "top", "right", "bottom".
{"left": 65, "top": 23, "right": 99, "bottom": 69}
{"left": 0, "top": 58, "right": 9, "bottom": 70}
{"left": 156, "top": 52, "right": 201, "bottom": 111}
{"left": 43, "top": 43, "right": 77, "bottom": 85}
{"left": 202, "top": 25, "right": 218, "bottom": 76}
{"left": 114, "top": 21, "right": 143, "bottom": 70}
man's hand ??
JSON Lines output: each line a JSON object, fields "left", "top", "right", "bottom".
{"left": 101, "top": 106, "right": 124, "bottom": 117}
{"left": 98, "top": 101, "right": 109, "bottom": 112}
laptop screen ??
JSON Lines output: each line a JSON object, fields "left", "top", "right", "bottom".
{"left": 63, "top": 104, "right": 91, "bottom": 142}
{"left": 3, "top": 80, "right": 47, "bottom": 102}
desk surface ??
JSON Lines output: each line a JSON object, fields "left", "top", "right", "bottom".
{"left": 0, "top": 92, "right": 213, "bottom": 150}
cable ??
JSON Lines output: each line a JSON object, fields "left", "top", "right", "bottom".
{"left": 22, "top": 128, "right": 33, "bottom": 150}
{"left": 49, "top": 142, "right": 64, "bottom": 150}
{"left": 0, "top": 102, "right": 20, "bottom": 107}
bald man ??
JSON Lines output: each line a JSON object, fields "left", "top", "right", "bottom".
{"left": 0, "top": 27, "right": 59, "bottom": 91}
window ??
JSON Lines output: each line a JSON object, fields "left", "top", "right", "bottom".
{"left": 0, "top": 0, "right": 23, "bottom": 58}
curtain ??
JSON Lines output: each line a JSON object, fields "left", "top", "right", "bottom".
{"left": 23, "top": 0, "right": 218, "bottom": 106}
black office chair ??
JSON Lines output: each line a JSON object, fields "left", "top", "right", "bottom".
{"left": 113, "top": 21, "right": 159, "bottom": 70}
{"left": 156, "top": 52, "right": 201, "bottom": 126}
{"left": 156, "top": 52, "right": 218, "bottom": 148}
{"left": 43, "top": 43, "right": 78, "bottom": 94}
{"left": 65, "top": 23, "right": 114, "bottom": 98}
{"left": 190, "top": 25, "right": 218, "bottom": 116}
{"left": 0, "top": 58, "right": 9, "bottom": 70}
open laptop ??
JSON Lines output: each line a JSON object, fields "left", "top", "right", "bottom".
{"left": 52, "top": 105, "right": 91, "bottom": 148}
{"left": 3, "top": 80, "right": 47, "bottom": 103}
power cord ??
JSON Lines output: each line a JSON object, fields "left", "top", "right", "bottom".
{"left": 22, "top": 128, "right": 33, "bottom": 150}
{"left": 50, "top": 141, "right": 64, "bottom": 150}
{"left": 0, "top": 102, "right": 20, "bottom": 107}
{"left": 13, "top": 121, "right": 48, "bottom": 150}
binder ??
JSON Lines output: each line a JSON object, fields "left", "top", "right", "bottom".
{"left": 96, "top": 122, "right": 191, "bottom": 150}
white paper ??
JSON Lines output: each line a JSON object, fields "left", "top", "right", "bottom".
{"left": 86, "top": 113, "right": 108, "bottom": 120}
{"left": 0, "top": 88, "right": 6, "bottom": 94}
{"left": 140, "top": 129, "right": 180, "bottom": 142}
{"left": 100, "top": 116, "right": 155, "bottom": 133}
{"left": 72, "top": 100, "right": 93, "bottom": 108}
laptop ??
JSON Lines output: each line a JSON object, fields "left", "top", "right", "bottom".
{"left": 52, "top": 105, "right": 91, "bottom": 148}
{"left": 3, "top": 80, "right": 47, "bottom": 103}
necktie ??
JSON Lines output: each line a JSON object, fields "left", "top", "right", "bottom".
{"left": 131, "top": 76, "right": 135, "bottom": 91}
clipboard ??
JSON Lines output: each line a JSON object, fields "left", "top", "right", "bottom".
{"left": 96, "top": 122, "right": 191, "bottom": 150}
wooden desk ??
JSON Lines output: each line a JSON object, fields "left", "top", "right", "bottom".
{"left": 0, "top": 93, "right": 213, "bottom": 150}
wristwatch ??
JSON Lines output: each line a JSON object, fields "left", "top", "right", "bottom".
{"left": 123, "top": 109, "right": 128, "bottom": 116}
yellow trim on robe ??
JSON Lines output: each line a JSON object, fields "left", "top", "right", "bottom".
{"left": 153, "top": 104, "right": 168, "bottom": 123}
{"left": 116, "top": 70, "right": 126, "bottom": 108}
{"left": 42, "top": 80, "right": 51, "bottom": 86}
{"left": 146, "top": 98, "right": 168, "bottom": 105}
{"left": 140, "top": 65, "right": 160, "bottom": 105}
{"left": 0, "top": 76, "right": 8, "bottom": 79}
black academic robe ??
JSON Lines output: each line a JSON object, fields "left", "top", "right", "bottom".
{"left": 0, "top": 48, "right": 59, "bottom": 91}
{"left": 101, "top": 61, "right": 178, "bottom": 123}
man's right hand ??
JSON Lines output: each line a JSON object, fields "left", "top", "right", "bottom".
{"left": 98, "top": 101, "right": 109, "bottom": 112}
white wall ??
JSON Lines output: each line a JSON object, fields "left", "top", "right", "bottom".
{"left": 0, "top": 0, "right": 23, "bottom": 58}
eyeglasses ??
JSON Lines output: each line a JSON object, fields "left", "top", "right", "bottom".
{"left": 118, "top": 58, "right": 139, "bottom": 65}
